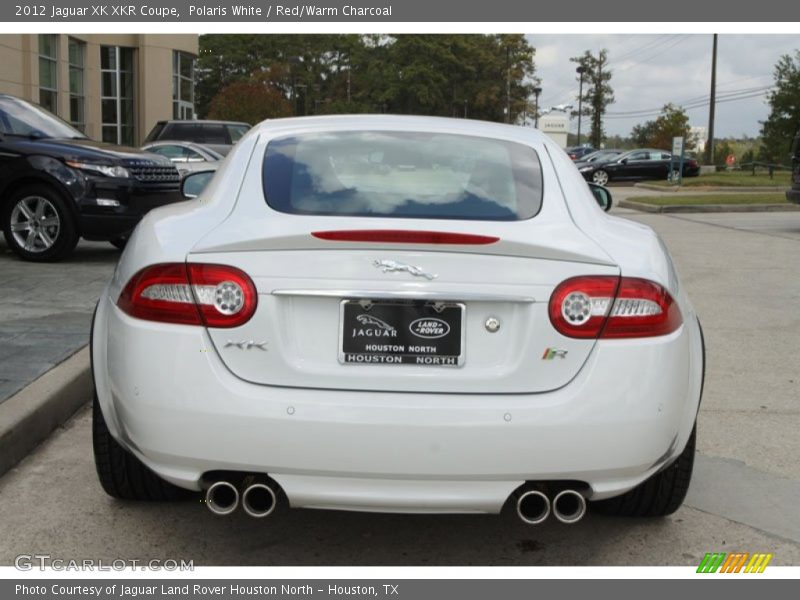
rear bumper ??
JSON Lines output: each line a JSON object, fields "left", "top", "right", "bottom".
{"left": 93, "top": 291, "right": 704, "bottom": 513}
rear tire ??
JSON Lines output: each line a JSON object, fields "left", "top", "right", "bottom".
{"left": 592, "top": 425, "right": 696, "bottom": 517}
{"left": 2, "top": 184, "right": 79, "bottom": 262}
{"left": 92, "top": 393, "right": 191, "bottom": 501}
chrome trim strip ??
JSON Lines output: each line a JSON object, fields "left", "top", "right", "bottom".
{"left": 271, "top": 289, "right": 536, "bottom": 303}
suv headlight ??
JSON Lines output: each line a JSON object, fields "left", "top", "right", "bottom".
{"left": 65, "top": 160, "right": 130, "bottom": 178}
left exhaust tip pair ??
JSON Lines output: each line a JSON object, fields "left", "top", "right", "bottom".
{"left": 205, "top": 480, "right": 277, "bottom": 518}
{"left": 516, "top": 488, "right": 587, "bottom": 525}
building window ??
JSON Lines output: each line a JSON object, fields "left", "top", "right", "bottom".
{"left": 101, "top": 46, "right": 135, "bottom": 146}
{"left": 173, "top": 51, "right": 195, "bottom": 120}
{"left": 38, "top": 34, "right": 58, "bottom": 113}
{"left": 68, "top": 38, "right": 85, "bottom": 131}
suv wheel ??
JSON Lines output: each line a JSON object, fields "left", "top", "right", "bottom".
{"left": 3, "top": 184, "right": 79, "bottom": 261}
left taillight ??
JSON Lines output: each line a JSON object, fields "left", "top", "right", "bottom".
{"left": 117, "top": 263, "right": 257, "bottom": 328}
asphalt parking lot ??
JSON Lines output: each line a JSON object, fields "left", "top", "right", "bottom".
{"left": 0, "top": 207, "right": 799, "bottom": 566}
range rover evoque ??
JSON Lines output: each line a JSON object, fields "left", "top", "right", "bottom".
{"left": 0, "top": 94, "right": 182, "bottom": 261}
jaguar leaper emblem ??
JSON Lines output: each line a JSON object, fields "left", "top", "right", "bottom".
{"left": 373, "top": 259, "right": 438, "bottom": 280}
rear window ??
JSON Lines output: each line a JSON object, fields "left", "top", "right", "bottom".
{"left": 201, "top": 124, "right": 229, "bottom": 144}
{"left": 164, "top": 122, "right": 200, "bottom": 141}
{"left": 262, "top": 131, "right": 543, "bottom": 221}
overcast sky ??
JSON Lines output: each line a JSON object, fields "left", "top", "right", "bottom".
{"left": 527, "top": 34, "right": 800, "bottom": 139}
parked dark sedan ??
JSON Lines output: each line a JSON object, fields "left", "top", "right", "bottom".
{"left": 573, "top": 149, "right": 624, "bottom": 167}
{"left": 788, "top": 128, "right": 800, "bottom": 205}
{"left": 0, "top": 94, "right": 182, "bottom": 261}
{"left": 577, "top": 148, "right": 700, "bottom": 185}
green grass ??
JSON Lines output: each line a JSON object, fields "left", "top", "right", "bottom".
{"left": 649, "top": 171, "right": 791, "bottom": 188}
{"left": 628, "top": 193, "right": 788, "bottom": 206}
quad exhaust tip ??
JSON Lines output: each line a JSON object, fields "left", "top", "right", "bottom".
{"left": 241, "top": 483, "right": 278, "bottom": 518}
{"left": 552, "top": 489, "right": 587, "bottom": 524}
{"left": 205, "top": 481, "right": 239, "bottom": 516}
{"left": 516, "top": 490, "right": 551, "bottom": 525}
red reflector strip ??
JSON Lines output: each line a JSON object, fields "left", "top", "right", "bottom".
{"left": 312, "top": 230, "right": 499, "bottom": 245}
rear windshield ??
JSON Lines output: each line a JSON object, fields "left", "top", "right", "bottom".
{"left": 262, "top": 131, "right": 543, "bottom": 221}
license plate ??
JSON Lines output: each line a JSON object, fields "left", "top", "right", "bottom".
{"left": 339, "top": 300, "right": 464, "bottom": 367}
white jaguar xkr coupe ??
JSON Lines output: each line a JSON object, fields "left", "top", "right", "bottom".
{"left": 91, "top": 115, "right": 704, "bottom": 524}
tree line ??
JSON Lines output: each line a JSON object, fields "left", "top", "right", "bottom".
{"left": 196, "top": 34, "right": 538, "bottom": 125}
{"left": 197, "top": 36, "right": 799, "bottom": 167}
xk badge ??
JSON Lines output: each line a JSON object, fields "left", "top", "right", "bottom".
{"left": 224, "top": 340, "right": 268, "bottom": 351}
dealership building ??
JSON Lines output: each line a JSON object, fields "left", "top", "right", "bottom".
{"left": 0, "top": 34, "right": 198, "bottom": 146}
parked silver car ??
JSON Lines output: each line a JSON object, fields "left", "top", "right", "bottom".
{"left": 142, "top": 141, "right": 224, "bottom": 177}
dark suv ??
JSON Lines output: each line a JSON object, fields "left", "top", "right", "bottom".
{"left": 788, "top": 128, "right": 800, "bottom": 205}
{"left": 143, "top": 120, "right": 250, "bottom": 156}
{"left": 0, "top": 95, "right": 182, "bottom": 261}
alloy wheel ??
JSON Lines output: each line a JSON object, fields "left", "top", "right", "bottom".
{"left": 592, "top": 170, "right": 609, "bottom": 185}
{"left": 9, "top": 195, "right": 61, "bottom": 253}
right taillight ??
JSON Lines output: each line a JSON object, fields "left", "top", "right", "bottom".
{"left": 117, "top": 262, "right": 257, "bottom": 328}
{"left": 549, "top": 276, "right": 682, "bottom": 339}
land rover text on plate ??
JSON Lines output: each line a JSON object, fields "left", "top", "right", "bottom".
{"left": 92, "top": 116, "right": 704, "bottom": 524}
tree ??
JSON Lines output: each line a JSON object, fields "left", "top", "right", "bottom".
{"left": 760, "top": 50, "right": 800, "bottom": 165}
{"left": 630, "top": 120, "right": 658, "bottom": 148}
{"left": 570, "top": 49, "right": 614, "bottom": 148}
{"left": 207, "top": 71, "right": 293, "bottom": 123}
{"left": 196, "top": 34, "right": 538, "bottom": 123}
{"left": 196, "top": 34, "right": 362, "bottom": 118}
{"left": 358, "top": 34, "right": 536, "bottom": 121}
{"left": 629, "top": 104, "right": 693, "bottom": 150}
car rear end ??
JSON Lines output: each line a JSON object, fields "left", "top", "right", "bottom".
{"left": 93, "top": 118, "right": 702, "bottom": 516}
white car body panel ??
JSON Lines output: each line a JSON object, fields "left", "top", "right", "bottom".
{"left": 95, "top": 115, "right": 704, "bottom": 513}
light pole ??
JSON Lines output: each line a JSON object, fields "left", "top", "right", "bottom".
{"left": 706, "top": 34, "right": 718, "bottom": 165}
{"left": 532, "top": 86, "right": 542, "bottom": 128}
{"left": 576, "top": 66, "right": 586, "bottom": 146}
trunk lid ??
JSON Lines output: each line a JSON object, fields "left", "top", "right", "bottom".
{"left": 191, "top": 234, "right": 618, "bottom": 394}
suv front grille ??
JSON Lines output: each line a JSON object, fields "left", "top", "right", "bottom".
{"left": 128, "top": 165, "right": 181, "bottom": 184}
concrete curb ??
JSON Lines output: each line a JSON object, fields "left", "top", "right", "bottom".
{"left": 618, "top": 199, "right": 800, "bottom": 214}
{"left": 0, "top": 346, "right": 91, "bottom": 478}
{"left": 634, "top": 183, "right": 788, "bottom": 193}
